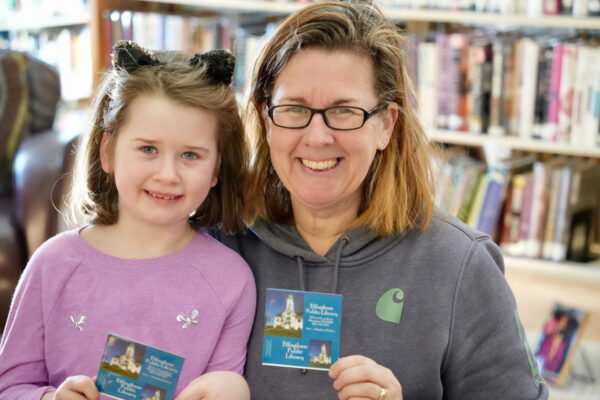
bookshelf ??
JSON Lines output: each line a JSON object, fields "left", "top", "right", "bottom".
{"left": 92, "top": 0, "right": 600, "bottom": 334}
{"left": 1, "top": 1, "right": 93, "bottom": 101}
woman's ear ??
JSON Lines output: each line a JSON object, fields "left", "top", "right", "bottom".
{"left": 377, "top": 103, "right": 399, "bottom": 151}
{"left": 99, "top": 132, "right": 113, "bottom": 174}
{"left": 261, "top": 104, "right": 273, "bottom": 144}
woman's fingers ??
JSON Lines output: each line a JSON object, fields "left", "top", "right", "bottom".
{"left": 330, "top": 355, "right": 402, "bottom": 400}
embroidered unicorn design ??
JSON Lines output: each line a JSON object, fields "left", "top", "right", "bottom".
{"left": 176, "top": 309, "right": 199, "bottom": 329}
{"left": 70, "top": 315, "right": 86, "bottom": 331}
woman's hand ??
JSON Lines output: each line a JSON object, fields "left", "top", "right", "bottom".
{"left": 329, "top": 355, "right": 403, "bottom": 400}
{"left": 42, "top": 375, "right": 99, "bottom": 400}
{"left": 175, "top": 371, "right": 250, "bottom": 400}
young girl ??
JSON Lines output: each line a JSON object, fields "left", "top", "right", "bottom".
{"left": 0, "top": 41, "right": 255, "bottom": 400}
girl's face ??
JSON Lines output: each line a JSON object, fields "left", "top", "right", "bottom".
{"left": 101, "top": 95, "right": 220, "bottom": 232}
{"left": 265, "top": 49, "right": 397, "bottom": 219}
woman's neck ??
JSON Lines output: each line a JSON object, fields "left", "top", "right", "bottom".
{"left": 292, "top": 203, "right": 358, "bottom": 257}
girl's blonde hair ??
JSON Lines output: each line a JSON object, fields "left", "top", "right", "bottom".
{"left": 244, "top": 0, "right": 436, "bottom": 235}
{"left": 70, "top": 49, "right": 248, "bottom": 233}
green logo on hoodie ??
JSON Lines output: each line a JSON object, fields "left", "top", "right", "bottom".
{"left": 376, "top": 288, "right": 404, "bottom": 324}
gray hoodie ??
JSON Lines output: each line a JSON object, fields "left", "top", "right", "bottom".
{"left": 215, "top": 214, "right": 548, "bottom": 399}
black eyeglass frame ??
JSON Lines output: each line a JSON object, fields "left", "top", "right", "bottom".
{"left": 266, "top": 103, "right": 387, "bottom": 131}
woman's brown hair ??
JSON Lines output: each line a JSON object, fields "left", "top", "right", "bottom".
{"left": 70, "top": 48, "right": 248, "bottom": 233}
{"left": 244, "top": 0, "right": 437, "bottom": 235}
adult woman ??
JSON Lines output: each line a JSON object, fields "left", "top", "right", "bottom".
{"left": 216, "top": 1, "right": 548, "bottom": 399}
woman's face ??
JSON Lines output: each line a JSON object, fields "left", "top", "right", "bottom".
{"left": 266, "top": 49, "right": 397, "bottom": 219}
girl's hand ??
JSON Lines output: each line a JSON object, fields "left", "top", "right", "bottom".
{"left": 175, "top": 371, "right": 250, "bottom": 400}
{"left": 43, "top": 375, "right": 99, "bottom": 400}
{"left": 329, "top": 355, "right": 403, "bottom": 400}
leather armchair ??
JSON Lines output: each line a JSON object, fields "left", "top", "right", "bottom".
{"left": 0, "top": 50, "right": 80, "bottom": 333}
{"left": 0, "top": 130, "right": 79, "bottom": 332}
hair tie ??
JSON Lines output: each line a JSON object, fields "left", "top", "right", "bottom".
{"left": 190, "top": 49, "right": 235, "bottom": 86}
{"left": 112, "top": 40, "right": 159, "bottom": 72}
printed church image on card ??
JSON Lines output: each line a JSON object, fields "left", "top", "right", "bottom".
{"left": 534, "top": 303, "right": 589, "bottom": 386}
{"left": 262, "top": 288, "right": 342, "bottom": 370}
{"left": 96, "top": 333, "right": 184, "bottom": 400}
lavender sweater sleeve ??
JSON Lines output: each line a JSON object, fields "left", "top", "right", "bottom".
{"left": 0, "top": 243, "right": 56, "bottom": 399}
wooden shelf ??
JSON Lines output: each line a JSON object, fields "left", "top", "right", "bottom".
{"left": 429, "top": 130, "right": 600, "bottom": 158}
{"left": 0, "top": 12, "right": 89, "bottom": 32}
{"left": 505, "top": 256, "right": 600, "bottom": 284}
{"left": 133, "top": 0, "right": 600, "bottom": 29}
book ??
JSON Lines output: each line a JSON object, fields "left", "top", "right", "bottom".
{"left": 501, "top": 172, "right": 530, "bottom": 255}
{"left": 417, "top": 40, "right": 438, "bottom": 129}
{"left": 467, "top": 36, "right": 493, "bottom": 133}
{"left": 262, "top": 288, "right": 342, "bottom": 371}
{"left": 96, "top": 333, "right": 184, "bottom": 400}
{"left": 525, "top": 157, "right": 567, "bottom": 258}
{"left": 476, "top": 155, "right": 535, "bottom": 237}
{"left": 557, "top": 42, "right": 577, "bottom": 143}
{"left": 518, "top": 37, "right": 541, "bottom": 139}
{"left": 534, "top": 303, "right": 590, "bottom": 386}
{"left": 467, "top": 171, "right": 489, "bottom": 229}
{"left": 565, "top": 162, "right": 600, "bottom": 261}
{"left": 532, "top": 42, "right": 554, "bottom": 140}
{"left": 541, "top": 166, "right": 563, "bottom": 259}
{"left": 570, "top": 44, "right": 593, "bottom": 146}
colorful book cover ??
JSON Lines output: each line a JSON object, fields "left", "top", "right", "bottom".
{"left": 535, "top": 303, "right": 589, "bottom": 386}
{"left": 96, "top": 333, "right": 184, "bottom": 400}
{"left": 262, "top": 288, "right": 342, "bottom": 371}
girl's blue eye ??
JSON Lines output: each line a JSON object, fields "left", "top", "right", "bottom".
{"left": 182, "top": 152, "right": 198, "bottom": 160}
{"left": 141, "top": 146, "right": 156, "bottom": 154}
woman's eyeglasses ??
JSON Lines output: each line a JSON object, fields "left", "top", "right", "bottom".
{"left": 266, "top": 104, "right": 386, "bottom": 131}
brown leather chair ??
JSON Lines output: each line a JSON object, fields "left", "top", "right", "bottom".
{"left": 0, "top": 130, "right": 79, "bottom": 332}
{"left": 0, "top": 50, "right": 80, "bottom": 333}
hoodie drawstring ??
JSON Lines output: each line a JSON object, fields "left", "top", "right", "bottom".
{"left": 296, "top": 256, "right": 306, "bottom": 292}
{"left": 295, "top": 236, "right": 350, "bottom": 294}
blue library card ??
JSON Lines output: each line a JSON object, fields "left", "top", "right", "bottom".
{"left": 262, "top": 288, "right": 342, "bottom": 371}
{"left": 96, "top": 333, "right": 184, "bottom": 400}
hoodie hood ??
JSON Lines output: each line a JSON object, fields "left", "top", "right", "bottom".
{"left": 250, "top": 219, "right": 405, "bottom": 265}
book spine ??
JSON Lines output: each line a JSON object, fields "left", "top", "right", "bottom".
{"left": 557, "top": 43, "right": 577, "bottom": 143}
{"left": 550, "top": 165, "right": 572, "bottom": 261}
{"left": 547, "top": 43, "right": 564, "bottom": 142}
{"left": 501, "top": 174, "right": 525, "bottom": 254}
{"left": 518, "top": 38, "right": 540, "bottom": 139}
{"left": 570, "top": 45, "right": 591, "bottom": 146}
{"left": 541, "top": 168, "right": 562, "bottom": 258}
{"left": 583, "top": 48, "right": 600, "bottom": 146}
{"left": 417, "top": 41, "right": 438, "bottom": 129}
{"left": 477, "top": 166, "right": 507, "bottom": 235}
{"left": 488, "top": 37, "right": 505, "bottom": 134}
{"left": 533, "top": 45, "right": 554, "bottom": 140}
{"left": 516, "top": 174, "right": 534, "bottom": 257}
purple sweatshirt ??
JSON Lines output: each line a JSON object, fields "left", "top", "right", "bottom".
{"left": 0, "top": 227, "right": 256, "bottom": 399}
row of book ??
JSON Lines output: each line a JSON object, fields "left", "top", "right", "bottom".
{"left": 3, "top": 26, "right": 92, "bottom": 101}
{"left": 376, "top": 0, "right": 600, "bottom": 15}
{"left": 436, "top": 148, "right": 600, "bottom": 262}
{"left": 408, "top": 32, "right": 600, "bottom": 147}
{"left": 100, "top": 10, "right": 277, "bottom": 92}
{"left": 100, "top": 10, "right": 234, "bottom": 67}
{"left": 0, "top": 0, "right": 88, "bottom": 18}
{"left": 274, "top": 0, "right": 600, "bottom": 16}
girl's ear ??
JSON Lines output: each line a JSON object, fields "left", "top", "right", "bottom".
{"left": 377, "top": 103, "right": 399, "bottom": 151}
{"left": 99, "top": 132, "right": 113, "bottom": 174}
{"left": 211, "top": 153, "right": 221, "bottom": 188}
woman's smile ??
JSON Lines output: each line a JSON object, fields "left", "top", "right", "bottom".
{"left": 300, "top": 158, "right": 339, "bottom": 171}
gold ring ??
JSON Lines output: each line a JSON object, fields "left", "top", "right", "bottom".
{"left": 377, "top": 387, "right": 387, "bottom": 400}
